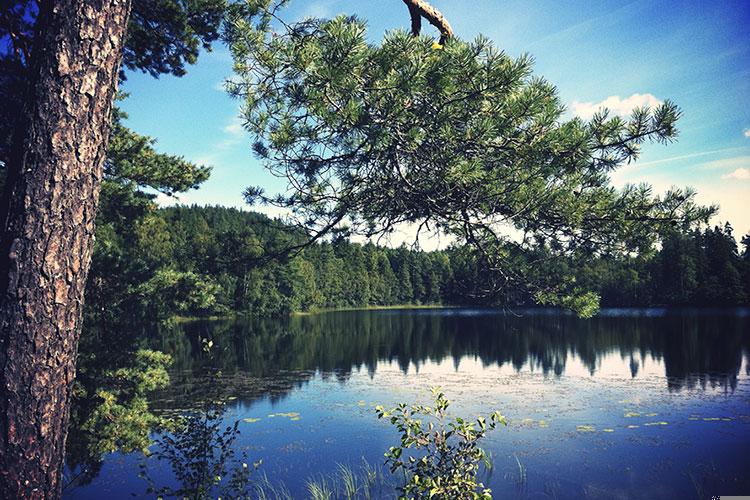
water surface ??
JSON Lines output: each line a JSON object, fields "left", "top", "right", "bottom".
{"left": 66, "top": 308, "right": 750, "bottom": 499}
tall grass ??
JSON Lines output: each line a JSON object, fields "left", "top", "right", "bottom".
{"left": 254, "top": 458, "right": 390, "bottom": 499}
{"left": 306, "top": 475, "right": 333, "bottom": 500}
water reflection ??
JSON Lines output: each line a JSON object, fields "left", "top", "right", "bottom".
{"left": 65, "top": 309, "right": 750, "bottom": 499}
{"left": 140, "top": 403, "right": 255, "bottom": 499}
{"left": 151, "top": 309, "right": 750, "bottom": 402}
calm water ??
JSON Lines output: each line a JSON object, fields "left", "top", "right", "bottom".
{"left": 66, "top": 308, "right": 750, "bottom": 499}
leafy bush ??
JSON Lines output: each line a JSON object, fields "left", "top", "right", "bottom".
{"left": 376, "top": 388, "right": 506, "bottom": 499}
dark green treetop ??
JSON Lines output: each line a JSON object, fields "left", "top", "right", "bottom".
{"left": 224, "top": 0, "right": 715, "bottom": 315}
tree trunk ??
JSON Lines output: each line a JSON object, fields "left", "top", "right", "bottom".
{"left": 0, "top": 0, "right": 131, "bottom": 498}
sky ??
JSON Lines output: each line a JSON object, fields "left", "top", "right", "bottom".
{"left": 119, "top": 0, "right": 750, "bottom": 245}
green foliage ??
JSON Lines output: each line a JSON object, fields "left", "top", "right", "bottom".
{"left": 107, "top": 108, "right": 211, "bottom": 196}
{"left": 376, "top": 388, "right": 506, "bottom": 499}
{"left": 581, "top": 224, "right": 749, "bottom": 307}
{"left": 136, "top": 268, "right": 228, "bottom": 321}
{"left": 85, "top": 101, "right": 213, "bottom": 325}
{"left": 535, "top": 289, "right": 600, "bottom": 319}
{"left": 79, "top": 350, "right": 171, "bottom": 456}
{"left": 85, "top": 202, "right": 750, "bottom": 324}
{"left": 122, "top": 0, "right": 226, "bottom": 78}
{"left": 225, "top": 0, "right": 715, "bottom": 313}
{"left": 87, "top": 204, "right": 466, "bottom": 321}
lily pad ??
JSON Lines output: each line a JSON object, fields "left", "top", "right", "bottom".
{"left": 269, "top": 412, "right": 301, "bottom": 419}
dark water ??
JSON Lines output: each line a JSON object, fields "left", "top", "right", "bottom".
{"left": 66, "top": 308, "right": 750, "bottom": 499}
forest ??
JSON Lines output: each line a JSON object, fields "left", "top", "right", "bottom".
{"left": 86, "top": 199, "right": 750, "bottom": 323}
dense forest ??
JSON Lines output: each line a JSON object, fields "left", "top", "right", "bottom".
{"left": 86, "top": 203, "right": 750, "bottom": 323}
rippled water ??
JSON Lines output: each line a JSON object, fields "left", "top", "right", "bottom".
{"left": 66, "top": 308, "right": 750, "bottom": 499}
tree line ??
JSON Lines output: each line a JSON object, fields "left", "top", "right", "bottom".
{"left": 579, "top": 223, "right": 749, "bottom": 307}
{"left": 85, "top": 203, "right": 750, "bottom": 324}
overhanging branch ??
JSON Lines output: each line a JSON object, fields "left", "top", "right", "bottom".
{"left": 402, "top": 0, "right": 453, "bottom": 44}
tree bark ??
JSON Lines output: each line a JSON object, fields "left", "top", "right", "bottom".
{"left": 402, "top": 0, "right": 453, "bottom": 44}
{"left": 0, "top": 0, "right": 131, "bottom": 498}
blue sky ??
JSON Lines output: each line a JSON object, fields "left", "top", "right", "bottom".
{"left": 120, "top": 0, "right": 750, "bottom": 242}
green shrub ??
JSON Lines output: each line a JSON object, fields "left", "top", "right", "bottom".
{"left": 376, "top": 388, "right": 506, "bottom": 499}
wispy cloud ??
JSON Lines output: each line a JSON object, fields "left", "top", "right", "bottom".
{"left": 703, "top": 155, "right": 750, "bottom": 170}
{"left": 300, "top": 0, "right": 335, "bottom": 20}
{"left": 570, "top": 93, "right": 662, "bottom": 120}
{"left": 192, "top": 115, "right": 246, "bottom": 166}
{"left": 223, "top": 116, "right": 245, "bottom": 137}
{"left": 635, "top": 148, "right": 748, "bottom": 168}
{"left": 721, "top": 168, "right": 750, "bottom": 180}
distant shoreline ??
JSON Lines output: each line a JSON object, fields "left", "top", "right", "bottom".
{"left": 171, "top": 304, "right": 750, "bottom": 322}
{"left": 291, "top": 304, "right": 455, "bottom": 316}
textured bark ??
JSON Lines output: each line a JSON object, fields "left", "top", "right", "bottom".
{"left": 402, "top": 0, "right": 454, "bottom": 43}
{"left": 0, "top": 0, "right": 131, "bottom": 498}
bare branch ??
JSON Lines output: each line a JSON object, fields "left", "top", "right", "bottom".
{"left": 402, "top": 0, "right": 454, "bottom": 44}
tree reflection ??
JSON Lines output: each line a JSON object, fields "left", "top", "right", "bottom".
{"left": 65, "top": 309, "right": 749, "bottom": 492}
{"left": 151, "top": 309, "right": 749, "bottom": 406}
{"left": 139, "top": 402, "right": 257, "bottom": 499}
{"left": 64, "top": 325, "right": 171, "bottom": 491}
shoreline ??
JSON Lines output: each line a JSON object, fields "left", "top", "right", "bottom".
{"left": 172, "top": 304, "right": 750, "bottom": 322}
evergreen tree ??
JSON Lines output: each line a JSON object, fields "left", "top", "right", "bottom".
{"left": 226, "top": 0, "right": 714, "bottom": 316}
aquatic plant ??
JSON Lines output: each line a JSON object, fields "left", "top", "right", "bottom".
{"left": 376, "top": 388, "right": 506, "bottom": 499}
{"left": 306, "top": 475, "right": 334, "bottom": 500}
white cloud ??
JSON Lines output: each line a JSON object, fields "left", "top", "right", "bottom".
{"left": 300, "top": 0, "right": 335, "bottom": 20}
{"left": 703, "top": 155, "right": 750, "bottom": 170}
{"left": 570, "top": 93, "right": 662, "bottom": 120}
{"left": 192, "top": 115, "right": 247, "bottom": 165}
{"left": 223, "top": 116, "right": 245, "bottom": 137}
{"left": 744, "top": 128, "right": 750, "bottom": 138}
{"left": 633, "top": 147, "right": 748, "bottom": 169}
{"left": 154, "top": 192, "right": 183, "bottom": 206}
{"left": 722, "top": 168, "right": 750, "bottom": 180}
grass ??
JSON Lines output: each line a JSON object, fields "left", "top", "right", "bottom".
{"left": 254, "top": 459, "right": 389, "bottom": 500}
{"left": 306, "top": 475, "right": 334, "bottom": 500}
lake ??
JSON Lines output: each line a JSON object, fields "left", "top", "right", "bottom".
{"left": 65, "top": 308, "right": 750, "bottom": 499}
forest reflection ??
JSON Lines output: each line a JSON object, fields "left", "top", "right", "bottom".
{"left": 64, "top": 308, "right": 750, "bottom": 495}
{"left": 148, "top": 309, "right": 750, "bottom": 409}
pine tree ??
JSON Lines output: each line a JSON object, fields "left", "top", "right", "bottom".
{"left": 226, "top": 0, "right": 713, "bottom": 316}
